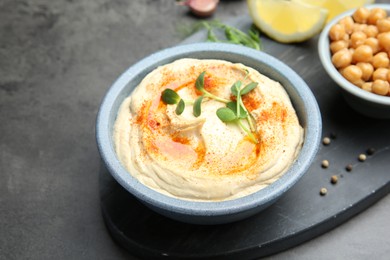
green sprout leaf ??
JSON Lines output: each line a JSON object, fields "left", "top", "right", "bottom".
{"left": 227, "top": 101, "right": 247, "bottom": 119}
{"left": 241, "top": 82, "right": 258, "bottom": 95}
{"left": 193, "top": 95, "right": 204, "bottom": 117}
{"left": 175, "top": 99, "right": 185, "bottom": 115}
{"left": 195, "top": 71, "right": 206, "bottom": 91}
{"left": 230, "top": 81, "right": 242, "bottom": 96}
{"left": 216, "top": 107, "right": 237, "bottom": 122}
{"left": 226, "top": 101, "right": 236, "bottom": 112}
{"left": 161, "top": 89, "right": 181, "bottom": 104}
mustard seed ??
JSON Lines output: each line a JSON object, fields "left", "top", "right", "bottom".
{"left": 331, "top": 175, "right": 338, "bottom": 184}
{"left": 322, "top": 160, "right": 330, "bottom": 168}
{"left": 320, "top": 188, "right": 328, "bottom": 196}
{"left": 358, "top": 154, "right": 367, "bottom": 162}
{"left": 330, "top": 132, "right": 337, "bottom": 139}
{"left": 323, "top": 137, "right": 331, "bottom": 145}
{"left": 346, "top": 164, "right": 353, "bottom": 172}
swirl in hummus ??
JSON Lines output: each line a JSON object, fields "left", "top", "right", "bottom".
{"left": 113, "top": 59, "right": 304, "bottom": 201}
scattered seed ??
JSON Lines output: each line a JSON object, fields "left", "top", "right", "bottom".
{"left": 330, "top": 175, "right": 338, "bottom": 184}
{"left": 346, "top": 164, "right": 353, "bottom": 172}
{"left": 330, "top": 132, "right": 337, "bottom": 139}
{"left": 320, "top": 187, "right": 328, "bottom": 196}
{"left": 358, "top": 154, "right": 367, "bottom": 162}
{"left": 322, "top": 160, "right": 329, "bottom": 168}
{"left": 322, "top": 137, "right": 331, "bottom": 145}
{"left": 367, "top": 148, "right": 376, "bottom": 155}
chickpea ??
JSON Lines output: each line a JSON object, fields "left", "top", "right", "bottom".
{"left": 361, "top": 82, "right": 373, "bottom": 92}
{"left": 350, "top": 31, "right": 367, "bottom": 49}
{"left": 330, "top": 40, "right": 349, "bottom": 54}
{"left": 348, "top": 48, "right": 355, "bottom": 60}
{"left": 352, "top": 79, "right": 365, "bottom": 88}
{"left": 377, "top": 18, "right": 390, "bottom": 33}
{"left": 364, "top": 37, "right": 380, "bottom": 54}
{"left": 332, "top": 48, "right": 352, "bottom": 69}
{"left": 353, "top": 7, "right": 370, "bottom": 24}
{"left": 377, "top": 32, "right": 390, "bottom": 52}
{"left": 341, "top": 65, "right": 363, "bottom": 83}
{"left": 329, "top": 24, "right": 346, "bottom": 41}
{"left": 364, "top": 25, "right": 379, "bottom": 38}
{"left": 372, "top": 79, "right": 390, "bottom": 95}
{"left": 343, "top": 33, "right": 350, "bottom": 42}
{"left": 372, "top": 68, "right": 389, "bottom": 81}
{"left": 388, "top": 70, "right": 390, "bottom": 83}
{"left": 352, "top": 45, "right": 373, "bottom": 63}
{"left": 339, "top": 16, "right": 355, "bottom": 34}
{"left": 356, "top": 62, "right": 374, "bottom": 81}
{"left": 352, "top": 23, "right": 367, "bottom": 33}
{"left": 372, "top": 52, "right": 390, "bottom": 68}
{"left": 367, "top": 8, "right": 388, "bottom": 25}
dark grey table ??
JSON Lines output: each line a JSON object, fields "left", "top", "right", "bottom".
{"left": 1, "top": 1, "right": 389, "bottom": 259}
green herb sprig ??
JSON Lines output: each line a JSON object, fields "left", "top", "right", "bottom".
{"left": 161, "top": 71, "right": 259, "bottom": 143}
{"left": 180, "top": 20, "right": 262, "bottom": 51}
{"left": 217, "top": 70, "right": 258, "bottom": 143}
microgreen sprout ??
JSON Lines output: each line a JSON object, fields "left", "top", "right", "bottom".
{"left": 161, "top": 88, "right": 181, "bottom": 104}
{"left": 216, "top": 105, "right": 258, "bottom": 143}
{"left": 161, "top": 70, "right": 260, "bottom": 143}
{"left": 193, "top": 95, "right": 204, "bottom": 117}
{"left": 216, "top": 107, "right": 236, "bottom": 122}
{"left": 161, "top": 88, "right": 186, "bottom": 115}
{"left": 228, "top": 70, "right": 258, "bottom": 136}
{"left": 176, "top": 99, "right": 185, "bottom": 115}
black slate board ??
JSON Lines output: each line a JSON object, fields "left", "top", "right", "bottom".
{"left": 99, "top": 17, "right": 390, "bottom": 259}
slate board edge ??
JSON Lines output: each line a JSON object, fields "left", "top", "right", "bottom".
{"left": 100, "top": 167, "right": 389, "bottom": 259}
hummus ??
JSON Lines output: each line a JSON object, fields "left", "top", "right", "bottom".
{"left": 113, "top": 59, "right": 304, "bottom": 201}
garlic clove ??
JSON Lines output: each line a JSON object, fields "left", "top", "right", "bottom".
{"left": 179, "top": 0, "right": 219, "bottom": 17}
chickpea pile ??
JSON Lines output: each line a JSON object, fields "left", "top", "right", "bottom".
{"left": 329, "top": 7, "right": 390, "bottom": 96}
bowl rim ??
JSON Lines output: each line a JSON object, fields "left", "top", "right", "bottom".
{"left": 318, "top": 4, "right": 390, "bottom": 106}
{"left": 96, "top": 42, "right": 322, "bottom": 217}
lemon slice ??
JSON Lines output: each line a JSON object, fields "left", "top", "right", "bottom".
{"left": 247, "top": 0, "right": 328, "bottom": 43}
{"left": 297, "top": 0, "right": 375, "bottom": 22}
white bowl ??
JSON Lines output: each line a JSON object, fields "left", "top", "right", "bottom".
{"left": 318, "top": 4, "right": 390, "bottom": 119}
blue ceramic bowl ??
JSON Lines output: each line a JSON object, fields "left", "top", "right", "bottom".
{"left": 96, "top": 43, "right": 322, "bottom": 225}
{"left": 318, "top": 4, "right": 390, "bottom": 119}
